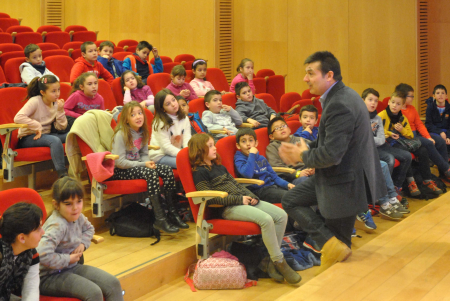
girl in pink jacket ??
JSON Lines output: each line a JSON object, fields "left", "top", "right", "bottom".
{"left": 121, "top": 70, "right": 155, "bottom": 112}
{"left": 230, "top": 58, "right": 256, "bottom": 94}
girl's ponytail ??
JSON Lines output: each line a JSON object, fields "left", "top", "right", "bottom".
{"left": 236, "top": 58, "right": 253, "bottom": 73}
{"left": 24, "top": 75, "right": 59, "bottom": 101}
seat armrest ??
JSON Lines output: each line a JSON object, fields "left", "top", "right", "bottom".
{"left": 91, "top": 235, "right": 104, "bottom": 244}
{"left": 68, "top": 48, "right": 73, "bottom": 57}
{"left": 123, "top": 45, "right": 129, "bottom": 51}
{"left": 238, "top": 123, "right": 254, "bottom": 128}
{"left": 81, "top": 154, "right": 119, "bottom": 161}
{"left": 287, "top": 105, "right": 300, "bottom": 114}
{"left": 148, "top": 145, "right": 160, "bottom": 150}
{"left": 235, "top": 178, "right": 264, "bottom": 186}
{"left": 209, "top": 129, "right": 227, "bottom": 134}
{"left": 0, "top": 123, "right": 28, "bottom": 135}
{"left": 272, "top": 167, "right": 296, "bottom": 174}
{"left": 186, "top": 190, "right": 228, "bottom": 205}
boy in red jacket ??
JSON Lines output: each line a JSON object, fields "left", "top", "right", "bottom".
{"left": 69, "top": 41, "right": 114, "bottom": 84}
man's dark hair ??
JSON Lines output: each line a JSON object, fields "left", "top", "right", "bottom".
{"left": 236, "top": 128, "right": 257, "bottom": 143}
{"left": 267, "top": 116, "right": 287, "bottom": 137}
{"left": 137, "top": 41, "right": 153, "bottom": 51}
{"left": 300, "top": 105, "right": 318, "bottom": 119}
{"left": 304, "top": 51, "right": 342, "bottom": 81}
{"left": 433, "top": 84, "right": 447, "bottom": 95}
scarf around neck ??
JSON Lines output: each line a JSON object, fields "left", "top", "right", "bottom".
{"left": 385, "top": 106, "right": 403, "bottom": 125}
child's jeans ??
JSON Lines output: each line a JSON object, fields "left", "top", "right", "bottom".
{"left": 418, "top": 133, "right": 449, "bottom": 174}
{"left": 18, "top": 133, "right": 67, "bottom": 171}
{"left": 378, "top": 161, "right": 398, "bottom": 206}
{"left": 377, "top": 143, "right": 411, "bottom": 187}
{"left": 157, "top": 155, "right": 177, "bottom": 169}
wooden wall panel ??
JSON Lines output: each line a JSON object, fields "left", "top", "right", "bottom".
{"left": 65, "top": 0, "right": 111, "bottom": 40}
{"left": 2, "top": 0, "right": 41, "bottom": 31}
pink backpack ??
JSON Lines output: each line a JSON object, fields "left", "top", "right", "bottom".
{"left": 185, "top": 251, "right": 257, "bottom": 292}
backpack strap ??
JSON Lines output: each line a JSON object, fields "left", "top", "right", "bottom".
{"left": 184, "top": 263, "right": 197, "bottom": 292}
{"left": 125, "top": 55, "right": 137, "bottom": 72}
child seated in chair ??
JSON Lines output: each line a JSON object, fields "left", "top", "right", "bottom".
{"left": 177, "top": 95, "right": 209, "bottom": 136}
{"left": 235, "top": 82, "right": 276, "bottom": 129}
{"left": 234, "top": 128, "right": 294, "bottom": 202}
{"left": 266, "top": 116, "right": 314, "bottom": 185}
{"left": 20, "top": 44, "right": 59, "bottom": 85}
{"left": 201, "top": 90, "right": 242, "bottom": 140}
{"left": 97, "top": 41, "right": 125, "bottom": 79}
{"left": 122, "top": 41, "right": 163, "bottom": 84}
{"left": 293, "top": 105, "right": 319, "bottom": 140}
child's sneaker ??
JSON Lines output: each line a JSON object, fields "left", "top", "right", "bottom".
{"left": 401, "top": 198, "right": 409, "bottom": 209}
{"left": 302, "top": 236, "right": 321, "bottom": 255}
{"left": 356, "top": 210, "right": 377, "bottom": 230}
{"left": 408, "top": 181, "right": 421, "bottom": 196}
{"left": 390, "top": 201, "right": 410, "bottom": 214}
{"left": 423, "top": 180, "right": 443, "bottom": 195}
{"left": 351, "top": 228, "right": 357, "bottom": 237}
{"left": 379, "top": 204, "right": 403, "bottom": 220}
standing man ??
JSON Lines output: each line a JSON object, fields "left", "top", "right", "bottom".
{"left": 279, "top": 51, "right": 386, "bottom": 275}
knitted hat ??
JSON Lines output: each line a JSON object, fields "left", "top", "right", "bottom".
{"left": 86, "top": 151, "right": 115, "bottom": 182}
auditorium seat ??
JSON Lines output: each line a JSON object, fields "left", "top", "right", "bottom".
{"left": 147, "top": 73, "right": 171, "bottom": 95}
{"left": 42, "top": 49, "right": 70, "bottom": 59}
{"left": 97, "top": 79, "right": 117, "bottom": 111}
{"left": 45, "top": 55, "right": 74, "bottom": 82}
{"left": 111, "top": 77, "right": 124, "bottom": 106}
{"left": 37, "top": 25, "right": 61, "bottom": 34}
{"left": 95, "top": 40, "right": 115, "bottom": 47}
{"left": 112, "top": 51, "right": 132, "bottom": 61}
{"left": 71, "top": 31, "right": 97, "bottom": 42}
{"left": 280, "top": 92, "right": 302, "bottom": 113}
{"left": 0, "top": 32, "right": 13, "bottom": 43}
{"left": 150, "top": 56, "right": 172, "bottom": 65}
{"left": 62, "top": 41, "right": 83, "bottom": 51}
{"left": 37, "top": 42, "right": 60, "bottom": 51}
{"left": 174, "top": 54, "right": 195, "bottom": 63}
{"left": 117, "top": 39, "right": 138, "bottom": 48}
{"left": 14, "top": 32, "right": 42, "bottom": 48}
{"left": 64, "top": 25, "right": 87, "bottom": 33}
{"left": 253, "top": 77, "right": 266, "bottom": 94}
{"left": 44, "top": 32, "right": 70, "bottom": 48}
{"left": 0, "top": 51, "right": 25, "bottom": 70}
{"left": 4, "top": 56, "right": 25, "bottom": 83}
{"left": 6, "top": 25, "right": 33, "bottom": 34}
{"left": 255, "top": 93, "right": 278, "bottom": 112}
{"left": 256, "top": 69, "right": 275, "bottom": 78}
{"left": 266, "top": 75, "right": 286, "bottom": 106}
{"left": 207, "top": 68, "right": 229, "bottom": 92}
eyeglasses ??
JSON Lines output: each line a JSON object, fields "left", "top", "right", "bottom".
{"left": 271, "top": 124, "right": 287, "bottom": 133}
{"left": 406, "top": 95, "right": 414, "bottom": 99}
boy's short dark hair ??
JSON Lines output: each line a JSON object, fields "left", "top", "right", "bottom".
{"left": 81, "top": 41, "right": 96, "bottom": 53}
{"left": 361, "top": 88, "right": 379, "bottom": 99}
{"left": 433, "top": 84, "right": 447, "bottom": 95}
{"left": 267, "top": 116, "right": 287, "bottom": 137}
{"left": 137, "top": 41, "right": 153, "bottom": 51}
{"left": 235, "top": 82, "right": 250, "bottom": 98}
{"left": 395, "top": 83, "right": 414, "bottom": 99}
{"left": 99, "top": 41, "right": 114, "bottom": 51}
{"left": 24, "top": 44, "right": 40, "bottom": 58}
{"left": 304, "top": 51, "right": 342, "bottom": 81}
{"left": 204, "top": 90, "right": 221, "bottom": 103}
{"left": 300, "top": 105, "right": 318, "bottom": 119}
{"left": 236, "top": 128, "right": 257, "bottom": 143}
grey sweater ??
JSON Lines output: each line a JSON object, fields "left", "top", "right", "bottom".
{"left": 202, "top": 109, "right": 242, "bottom": 139}
{"left": 112, "top": 129, "right": 149, "bottom": 169}
{"left": 370, "top": 114, "right": 386, "bottom": 147}
{"left": 266, "top": 135, "right": 306, "bottom": 169}
{"left": 235, "top": 96, "right": 277, "bottom": 128}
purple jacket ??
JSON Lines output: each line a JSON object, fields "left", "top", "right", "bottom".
{"left": 166, "top": 82, "right": 198, "bottom": 101}
{"left": 64, "top": 90, "right": 105, "bottom": 118}
{"left": 123, "top": 85, "right": 155, "bottom": 106}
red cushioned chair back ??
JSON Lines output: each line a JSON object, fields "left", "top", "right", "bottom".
{"left": 377, "top": 99, "right": 388, "bottom": 113}
{"left": 222, "top": 93, "right": 237, "bottom": 109}
{"left": 37, "top": 43, "right": 60, "bottom": 51}
{"left": 42, "top": 49, "right": 69, "bottom": 59}
{"left": 97, "top": 79, "right": 117, "bottom": 111}
{"left": 256, "top": 69, "right": 275, "bottom": 78}
{"left": 0, "top": 87, "right": 28, "bottom": 149}
{"left": 126, "top": 45, "right": 137, "bottom": 53}
{"left": 280, "top": 92, "right": 301, "bottom": 113}
{"left": 0, "top": 43, "right": 23, "bottom": 54}
{"left": 253, "top": 77, "right": 266, "bottom": 94}
{"left": 255, "top": 92, "right": 278, "bottom": 112}
{"left": 312, "top": 98, "right": 323, "bottom": 115}
{"left": 45, "top": 55, "right": 74, "bottom": 82}
{"left": 117, "top": 39, "right": 138, "bottom": 48}
{"left": 0, "top": 13, "right": 11, "bottom": 18}
{"left": 147, "top": 73, "right": 171, "bottom": 95}
{"left": 111, "top": 77, "right": 124, "bottom": 106}
{"left": 0, "top": 65, "right": 6, "bottom": 84}
{"left": 0, "top": 32, "right": 13, "bottom": 44}
{"left": 44, "top": 32, "right": 70, "bottom": 49}
{"left": 112, "top": 51, "right": 132, "bottom": 61}
{"left": 382, "top": 96, "right": 390, "bottom": 107}
{"left": 0, "top": 51, "right": 24, "bottom": 70}
{"left": 113, "top": 46, "right": 124, "bottom": 53}
{"left": 291, "top": 99, "right": 313, "bottom": 114}
{"left": 70, "top": 49, "right": 82, "bottom": 61}
{"left": 150, "top": 56, "right": 172, "bottom": 65}
{"left": 162, "top": 62, "right": 180, "bottom": 74}
{"left": 72, "top": 31, "right": 97, "bottom": 42}
{"left": 62, "top": 41, "right": 83, "bottom": 51}
{"left": 215, "top": 135, "right": 238, "bottom": 178}
{"left": 60, "top": 82, "right": 72, "bottom": 100}
{"left": 188, "top": 98, "right": 206, "bottom": 117}
{"left": 0, "top": 188, "right": 48, "bottom": 221}
{"left": 14, "top": 32, "right": 43, "bottom": 49}
{"left": 0, "top": 19, "right": 15, "bottom": 32}
{"left": 185, "top": 70, "right": 194, "bottom": 83}
{"left": 183, "top": 61, "right": 193, "bottom": 71}
{"left": 266, "top": 75, "right": 285, "bottom": 106}
{"left": 174, "top": 54, "right": 195, "bottom": 63}
{"left": 95, "top": 40, "right": 116, "bottom": 47}
{"left": 6, "top": 26, "right": 33, "bottom": 34}
{"left": 287, "top": 120, "right": 302, "bottom": 134}
{"left": 4, "top": 57, "right": 25, "bottom": 83}
{"left": 64, "top": 25, "right": 88, "bottom": 33}
{"left": 255, "top": 127, "right": 270, "bottom": 157}
{"left": 206, "top": 68, "right": 229, "bottom": 92}
{"left": 37, "top": 25, "right": 61, "bottom": 34}
{"left": 301, "top": 89, "right": 320, "bottom": 100}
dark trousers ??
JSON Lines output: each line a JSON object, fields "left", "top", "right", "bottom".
{"left": 253, "top": 185, "right": 288, "bottom": 204}
{"left": 393, "top": 143, "right": 432, "bottom": 180}
{"left": 419, "top": 134, "right": 449, "bottom": 174}
{"left": 377, "top": 143, "right": 412, "bottom": 187}
{"left": 281, "top": 176, "right": 356, "bottom": 249}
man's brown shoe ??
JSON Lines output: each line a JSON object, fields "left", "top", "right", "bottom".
{"left": 315, "top": 236, "right": 352, "bottom": 275}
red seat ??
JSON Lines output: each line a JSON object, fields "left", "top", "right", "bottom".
{"left": 147, "top": 73, "right": 171, "bottom": 95}
{"left": 0, "top": 32, "right": 13, "bottom": 44}
{"left": 0, "top": 18, "right": 19, "bottom": 32}
{"left": 70, "top": 49, "right": 82, "bottom": 60}
{"left": 4, "top": 56, "right": 25, "bottom": 83}
{"left": 287, "top": 120, "right": 302, "bottom": 134}
{"left": 112, "top": 51, "right": 132, "bottom": 61}
{"left": 6, "top": 25, "right": 33, "bottom": 34}
{"left": 291, "top": 99, "right": 313, "bottom": 114}
{"left": 14, "top": 32, "right": 42, "bottom": 49}
{"left": 60, "top": 82, "right": 72, "bottom": 100}
{"left": 125, "top": 45, "right": 136, "bottom": 53}
{"left": 0, "top": 65, "right": 6, "bottom": 83}
{"left": 256, "top": 69, "right": 275, "bottom": 78}
{"left": 45, "top": 55, "right": 74, "bottom": 82}
{"left": 255, "top": 93, "right": 278, "bottom": 112}
{"left": 280, "top": 92, "right": 302, "bottom": 113}
{"left": 0, "top": 51, "right": 24, "bottom": 70}
{"left": 207, "top": 68, "right": 229, "bottom": 92}
{"left": 37, "top": 25, "right": 61, "bottom": 34}
{"left": 183, "top": 61, "right": 193, "bottom": 70}
{"left": 222, "top": 93, "right": 237, "bottom": 108}
{"left": 42, "top": 49, "right": 69, "bottom": 59}
{"left": 312, "top": 98, "right": 323, "bottom": 115}
{"left": 174, "top": 54, "right": 195, "bottom": 63}
{"left": 62, "top": 41, "right": 83, "bottom": 51}
{"left": 266, "top": 75, "right": 285, "bottom": 106}
{"left": 253, "top": 77, "right": 266, "bottom": 94}
{"left": 163, "top": 62, "right": 180, "bottom": 74}
{"left": 97, "top": 79, "right": 117, "bottom": 111}
{"left": 382, "top": 96, "right": 390, "bottom": 107}
{"left": 188, "top": 98, "right": 206, "bottom": 117}
{"left": 37, "top": 42, "right": 60, "bottom": 51}
{"left": 150, "top": 56, "right": 172, "bottom": 65}
{"left": 377, "top": 99, "right": 388, "bottom": 113}
{"left": 95, "top": 40, "right": 115, "bottom": 47}
{"left": 301, "top": 89, "right": 320, "bottom": 100}
{"left": 0, "top": 13, "right": 11, "bottom": 18}
{"left": 0, "top": 43, "right": 23, "bottom": 54}
{"left": 113, "top": 46, "right": 124, "bottom": 53}
{"left": 117, "top": 39, "right": 138, "bottom": 48}
{"left": 65, "top": 25, "right": 88, "bottom": 33}
{"left": 185, "top": 70, "right": 194, "bottom": 82}
{"left": 44, "top": 32, "right": 70, "bottom": 49}
{"left": 71, "top": 31, "right": 97, "bottom": 42}
{"left": 111, "top": 77, "right": 124, "bottom": 106}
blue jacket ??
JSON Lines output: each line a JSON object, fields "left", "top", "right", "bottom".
{"left": 293, "top": 126, "right": 319, "bottom": 140}
{"left": 122, "top": 56, "right": 163, "bottom": 76}
{"left": 188, "top": 112, "right": 208, "bottom": 135}
{"left": 234, "top": 151, "right": 289, "bottom": 191}
{"left": 97, "top": 56, "right": 124, "bottom": 79}
{"left": 425, "top": 97, "right": 450, "bottom": 134}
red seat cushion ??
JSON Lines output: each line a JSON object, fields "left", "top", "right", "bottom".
{"left": 103, "top": 179, "right": 147, "bottom": 195}
{"left": 207, "top": 219, "right": 261, "bottom": 235}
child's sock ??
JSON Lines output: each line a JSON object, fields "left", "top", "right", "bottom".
{"left": 389, "top": 197, "right": 401, "bottom": 205}
{"left": 381, "top": 202, "right": 392, "bottom": 210}
{"left": 407, "top": 177, "right": 415, "bottom": 183}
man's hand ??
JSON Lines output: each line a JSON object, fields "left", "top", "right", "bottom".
{"left": 279, "top": 138, "right": 308, "bottom": 164}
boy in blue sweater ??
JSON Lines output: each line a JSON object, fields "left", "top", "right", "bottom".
{"left": 234, "top": 128, "right": 294, "bottom": 203}
{"left": 97, "top": 41, "right": 124, "bottom": 79}
{"left": 293, "top": 105, "right": 319, "bottom": 140}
